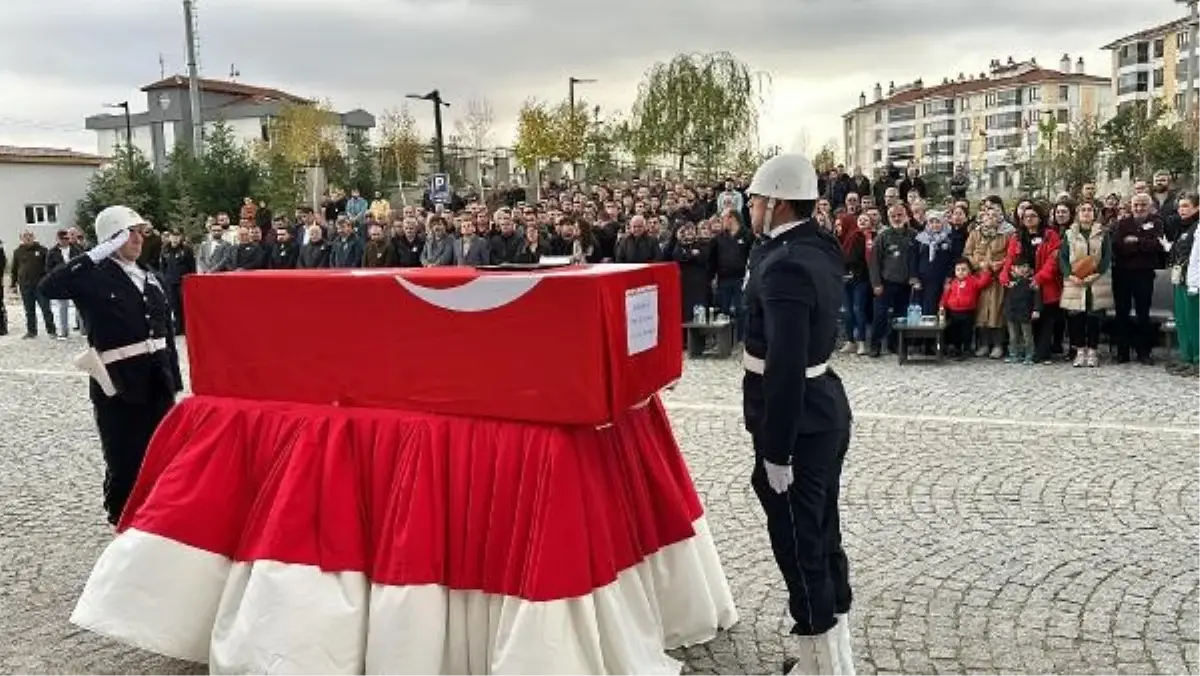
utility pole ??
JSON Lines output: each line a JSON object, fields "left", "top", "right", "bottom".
{"left": 183, "top": 0, "right": 203, "bottom": 156}
{"left": 568, "top": 77, "right": 596, "bottom": 166}
{"left": 105, "top": 101, "right": 132, "bottom": 164}
{"left": 407, "top": 90, "right": 450, "bottom": 173}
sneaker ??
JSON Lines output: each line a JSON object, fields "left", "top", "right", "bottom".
{"left": 840, "top": 342, "right": 857, "bottom": 355}
{"left": 1072, "top": 350, "right": 1086, "bottom": 367}
{"left": 975, "top": 345, "right": 990, "bottom": 358}
{"left": 856, "top": 341, "right": 868, "bottom": 356}
{"left": 21, "top": 333, "right": 35, "bottom": 340}
{"left": 989, "top": 346, "right": 1004, "bottom": 359}
{"left": 1085, "top": 348, "right": 1099, "bottom": 368}
{"left": 1023, "top": 355, "right": 1035, "bottom": 365}
{"left": 868, "top": 345, "right": 881, "bottom": 358}
{"left": 1005, "top": 352, "right": 1020, "bottom": 364}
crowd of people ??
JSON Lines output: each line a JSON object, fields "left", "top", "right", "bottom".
{"left": 3, "top": 164, "right": 1197, "bottom": 377}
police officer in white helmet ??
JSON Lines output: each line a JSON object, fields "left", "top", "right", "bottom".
{"left": 741, "top": 154, "right": 855, "bottom": 674}
{"left": 39, "top": 206, "right": 183, "bottom": 526}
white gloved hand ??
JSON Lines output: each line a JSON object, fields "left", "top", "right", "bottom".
{"left": 88, "top": 228, "right": 130, "bottom": 263}
{"left": 763, "top": 459, "right": 794, "bottom": 494}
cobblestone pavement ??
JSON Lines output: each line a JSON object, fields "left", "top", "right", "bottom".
{"left": 0, "top": 315, "right": 1196, "bottom": 675}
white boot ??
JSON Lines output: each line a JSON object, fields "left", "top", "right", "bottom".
{"left": 833, "top": 614, "right": 856, "bottom": 676}
{"left": 786, "top": 628, "right": 847, "bottom": 675}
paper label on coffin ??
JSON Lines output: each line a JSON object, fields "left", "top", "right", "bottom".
{"left": 625, "top": 285, "right": 659, "bottom": 356}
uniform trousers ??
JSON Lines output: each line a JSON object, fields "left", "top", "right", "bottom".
{"left": 751, "top": 427, "right": 853, "bottom": 636}
{"left": 91, "top": 379, "right": 175, "bottom": 525}
{"left": 167, "top": 282, "right": 186, "bottom": 334}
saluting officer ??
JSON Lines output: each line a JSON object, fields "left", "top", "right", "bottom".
{"left": 741, "top": 154, "right": 855, "bottom": 675}
{"left": 39, "top": 206, "right": 183, "bottom": 526}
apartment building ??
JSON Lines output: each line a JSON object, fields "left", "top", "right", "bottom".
{"left": 842, "top": 56, "right": 1110, "bottom": 185}
{"left": 1102, "top": 16, "right": 1197, "bottom": 116}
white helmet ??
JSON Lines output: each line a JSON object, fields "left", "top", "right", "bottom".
{"left": 746, "top": 154, "right": 820, "bottom": 201}
{"left": 94, "top": 205, "right": 147, "bottom": 242}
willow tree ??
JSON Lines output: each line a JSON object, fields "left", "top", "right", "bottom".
{"left": 629, "top": 52, "right": 764, "bottom": 175}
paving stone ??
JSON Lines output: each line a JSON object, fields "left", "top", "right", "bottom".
{"left": 0, "top": 316, "right": 1196, "bottom": 674}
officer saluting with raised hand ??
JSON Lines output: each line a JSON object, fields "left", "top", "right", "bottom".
{"left": 39, "top": 206, "right": 183, "bottom": 526}
{"left": 741, "top": 154, "right": 855, "bottom": 675}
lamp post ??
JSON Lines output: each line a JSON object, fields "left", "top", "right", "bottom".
{"left": 105, "top": 101, "right": 132, "bottom": 163}
{"left": 569, "top": 77, "right": 596, "bottom": 166}
{"left": 1180, "top": 0, "right": 1200, "bottom": 190}
{"left": 406, "top": 90, "right": 451, "bottom": 173}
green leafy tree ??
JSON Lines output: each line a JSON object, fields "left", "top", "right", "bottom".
{"left": 813, "top": 142, "right": 838, "bottom": 174}
{"left": 1144, "top": 122, "right": 1194, "bottom": 183}
{"left": 197, "top": 120, "right": 259, "bottom": 218}
{"left": 379, "top": 105, "right": 425, "bottom": 186}
{"left": 1102, "top": 100, "right": 1164, "bottom": 179}
{"left": 513, "top": 99, "right": 558, "bottom": 170}
{"left": 629, "top": 52, "right": 765, "bottom": 174}
{"left": 346, "top": 129, "right": 378, "bottom": 196}
{"left": 551, "top": 99, "right": 591, "bottom": 164}
{"left": 1052, "top": 117, "right": 1104, "bottom": 195}
{"left": 75, "top": 147, "right": 163, "bottom": 239}
{"left": 253, "top": 143, "right": 301, "bottom": 220}
{"left": 583, "top": 114, "right": 622, "bottom": 181}
{"left": 161, "top": 141, "right": 207, "bottom": 240}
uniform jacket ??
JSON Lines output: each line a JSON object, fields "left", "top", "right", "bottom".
{"left": 453, "top": 236, "right": 491, "bottom": 266}
{"left": 742, "top": 221, "right": 850, "bottom": 463}
{"left": 159, "top": 244, "right": 196, "bottom": 284}
{"left": 1059, "top": 224, "right": 1114, "bottom": 313}
{"left": 38, "top": 256, "right": 182, "bottom": 404}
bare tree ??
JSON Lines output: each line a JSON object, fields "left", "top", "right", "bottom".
{"left": 453, "top": 97, "right": 495, "bottom": 155}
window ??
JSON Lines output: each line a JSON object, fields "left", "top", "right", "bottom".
{"left": 985, "top": 133, "right": 1021, "bottom": 151}
{"left": 1179, "top": 31, "right": 1192, "bottom": 49}
{"left": 874, "top": 109, "right": 882, "bottom": 123}
{"left": 1154, "top": 67, "right": 1165, "bottom": 88}
{"left": 1056, "top": 108, "right": 1070, "bottom": 124}
{"left": 887, "top": 124, "right": 916, "bottom": 142}
{"left": 985, "top": 92, "right": 997, "bottom": 107}
{"left": 24, "top": 203, "right": 59, "bottom": 225}
{"left": 995, "top": 88, "right": 1023, "bottom": 107}
{"left": 874, "top": 129, "right": 883, "bottom": 142}
{"left": 887, "top": 105, "right": 917, "bottom": 122}
{"left": 260, "top": 117, "right": 271, "bottom": 143}
{"left": 1177, "top": 92, "right": 1191, "bottom": 111}
{"left": 922, "top": 99, "right": 954, "bottom": 117}
{"left": 1120, "top": 41, "right": 1152, "bottom": 66}
{"left": 1118, "top": 71, "right": 1150, "bottom": 94}
{"left": 1177, "top": 55, "right": 1199, "bottom": 81}
{"left": 960, "top": 117, "right": 971, "bottom": 132}
{"left": 1059, "top": 85, "right": 1070, "bottom": 101}
{"left": 1026, "top": 86, "right": 1041, "bottom": 102}
{"left": 985, "top": 111, "right": 1023, "bottom": 129}
{"left": 873, "top": 149, "right": 883, "bottom": 162}
{"left": 923, "top": 120, "right": 956, "bottom": 136}
{"left": 1155, "top": 38, "right": 1164, "bottom": 58}
{"left": 958, "top": 97, "right": 969, "bottom": 111}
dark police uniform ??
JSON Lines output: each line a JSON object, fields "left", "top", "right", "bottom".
{"left": 39, "top": 255, "right": 182, "bottom": 525}
{"left": 159, "top": 243, "right": 196, "bottom": 334}
{"left": 742, "top": 218, "right": 853, "bottom": 638}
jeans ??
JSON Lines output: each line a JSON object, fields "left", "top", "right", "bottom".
{"left": 870, "top": 282, "right": 910, "bottom": 350}
{"left": 1007, "top": 321, "right": 1035, "bottom": 356}
{"left": 52, "top": 299, "right": 72, "bottom": 337}
{"left": 20, "top": 285, "right": 53, "bottom": 336}
{"left": 715, "top": 277, "right": 745, "bottom": 341}
{"left": 842, "top": 279, "right": 870, "bottom": 342}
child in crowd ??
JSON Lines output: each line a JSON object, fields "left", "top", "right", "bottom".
{"left": 939, "top": 257, "right": 992, "bottom": 358}
{"left": 1003, "top": 254, "right": 1044, "bottom": 364}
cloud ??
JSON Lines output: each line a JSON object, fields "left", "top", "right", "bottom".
{"left": 0, "top": 0, "right": 1187, "bottom": 155}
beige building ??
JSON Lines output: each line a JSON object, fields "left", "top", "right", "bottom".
{"left": 842, "top": 57, "right": 1111, "bottom": 189}
{"left": 1102, "top": 16, "right": 1196, "bottom": 116}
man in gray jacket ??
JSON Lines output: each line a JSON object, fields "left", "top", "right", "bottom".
{"left": 197, "top": 223, "right": 232, "bottom": 274}
{"left": 453, "top": 218, "right": 490, "bottom": 266}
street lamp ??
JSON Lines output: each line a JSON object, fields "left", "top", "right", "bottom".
{"left": 105, "top": 101, "right": 132, "bottom": 162}
{"left": 1179, "top": 0, "right": 1200, "bottom": 189}
{"left": 568, "top": 77, "right": 597, "bottom": 161}
{"left": 406, "top": 90, "right": 451, "bottom": 173}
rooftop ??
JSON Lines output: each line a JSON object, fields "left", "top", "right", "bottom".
{"left": 0, "top": 145, "right": 104, "bottom": 166}
{"left": 844, "top": 63, "right": 1109, "bottom": 116}
{"left": 141, "top": 75, "right": 312, "bottom": 105}
{"left": 1102, "top": 16, "right": 1191, "bottom": 50}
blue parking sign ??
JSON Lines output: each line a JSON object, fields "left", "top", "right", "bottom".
{"left": 430, "top": 173, "right": 450, "bottom": 204}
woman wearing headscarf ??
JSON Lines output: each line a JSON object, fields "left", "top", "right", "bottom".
{"left": 963, "top": 197, "right": 1014, "bottom": 357}
{"left": 913, "top": 210, "right": 956, "bottom": 315}
{"left": 1001, "top": 203, "right": 1063, "bottom": 364}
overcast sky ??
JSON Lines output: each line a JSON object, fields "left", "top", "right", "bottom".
{"left": 0, "top": 0, "right": 1186, "bottom": 164}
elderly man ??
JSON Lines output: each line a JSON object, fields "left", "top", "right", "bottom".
{"left": 615, "top": 215, "right": 658, "bottom": 263}
{"left": 1112, "top": 192, "right": 1166, "bottom": 364}
{"left": 10, "top": 230, "right": 55, "bottom": 339}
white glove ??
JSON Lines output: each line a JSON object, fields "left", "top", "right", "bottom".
{"left": 764, "top": 459, "right": 794, "bottom": 494}
{"left": 88, "top": 228, "right": 130, "bottom": 263}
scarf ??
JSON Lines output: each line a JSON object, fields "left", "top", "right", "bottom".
{"left": 916, "top": 227, "right": 950, "bottom": 262}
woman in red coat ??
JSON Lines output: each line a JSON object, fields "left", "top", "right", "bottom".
{"left": 1001, "top": 204, "right": 1063, "bottom": 363}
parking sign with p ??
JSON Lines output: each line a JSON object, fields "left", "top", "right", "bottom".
{"left": 430, "top": 173, "right": 450, "bottom": 205}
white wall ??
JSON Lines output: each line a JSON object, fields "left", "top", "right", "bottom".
{"left": 203, "top": 117, "right": 264, "bottom": 146}
{"left": 96, "top": 125, "right": 154, "bottom": 160}
{"left": 0, "top": 162, "right": 98, "bottom": 254}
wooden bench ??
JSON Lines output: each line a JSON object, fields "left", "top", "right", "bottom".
{"left": 891, "top": 317, "right": 946, "bottom": 365}
{"left": 684, "top": 321, "right": 735, "bottom": 359}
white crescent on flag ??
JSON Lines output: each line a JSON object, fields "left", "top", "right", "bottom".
{"left": 393, "top": 275, "right": 543, "bottom": 312}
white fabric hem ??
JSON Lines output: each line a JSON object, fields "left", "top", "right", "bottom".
{"left": 71, "top": 517, "right": 737, "bottom": 675}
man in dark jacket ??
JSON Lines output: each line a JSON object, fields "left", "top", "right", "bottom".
{"left": 615, "top": 215, "right": 659, "bottom": 263}
{"left": 489, "top": 213, "right": 524, "bottom": 264}
{"left": 867, "top": 204, "right": 919, "bottom": 357}
{"left": 10, "top": 230, "right": 55, "bottom": 338}
{"left": 362, "top": 224, "right": 397, "bottom": 268}
{"left": 298, "top": 225, "right": 332, "bottom": 269}
{"left": 158, "top": 228, "right": 196, "bottom": 334}
{"left": 709, "top": 212, "right": 752, "bottom": 339}
{"left": 268, "top": 223, "right": 301, "bottom": 269}
{"left": 330, "top": 217, "right": 364, "bottom": 268}
{"left": 390, "top": 219, "right": 424, "bottom": 267}
{"left": 1112, "top": 192, "right": 1166, "bottom": 364}
{"left": 223, "top": 225, "right": 267, "bottom": 271}
{"left": 46, "top": 229, "right": 86, "bottom": 339}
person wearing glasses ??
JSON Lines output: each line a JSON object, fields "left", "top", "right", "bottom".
{"left": 39, "top": 206, "right": 183, "bottom": 526}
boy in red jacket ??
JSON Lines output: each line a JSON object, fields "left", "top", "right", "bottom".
{"left": 940, "top": 257, "right": 993, "bottom": 358}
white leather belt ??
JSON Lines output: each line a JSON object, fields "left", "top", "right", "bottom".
{"left": 742, "top": 353, "right": 828, "bottom": 378}
{"left": 99, "top": 338, "right": 167, "bottom": 365}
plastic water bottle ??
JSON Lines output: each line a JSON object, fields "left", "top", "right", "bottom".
{"left": 693, "top": 305, "right": 706, "bottom": 324}
{"left": 906, "top": 303, "right": 923, "bottom": 326}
